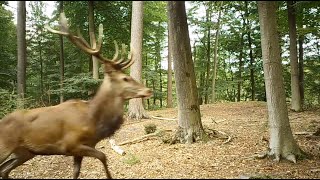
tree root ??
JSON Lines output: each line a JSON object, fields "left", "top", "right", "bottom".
{"left": 169, "top": 127, "right": 232, "bottom": 145}
{"left": 252, "top": 148, "right": 309, "bottom": 163}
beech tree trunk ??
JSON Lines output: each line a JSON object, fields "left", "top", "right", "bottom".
{"left": 168, "top": 1, "right": 205, "bottom": 143}
{"left": 167, "top": 29, "right": 173, "bottom": 108}
{"left": 211, "top": 1, "right": 223, "bottom": 103}
{"left": 258, "top": 1, "right": 304, "bottom": 163}
{"left": 128, "top": 1, "right": 149, "bottom": 120}
{"left": 287, "top": 1, "right": 301, "bottom": 111}
{"left": 204, "top": 2, "right": 212, "bottom": 104}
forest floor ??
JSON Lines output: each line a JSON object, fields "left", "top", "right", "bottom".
{"left": 9, "top": 101, "right": 320, "bottom": 179}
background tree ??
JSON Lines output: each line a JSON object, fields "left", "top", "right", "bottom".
{"left": 128, "top": 1, "right": 149, "bottom": 119}
{"left": 287, "top": 1, "right": 301, "bottom": 111}
{"left": 168, "top": 1, "right": 205, "bottom": 143}
{"left": 88, "top": 1, "right": 99, "bottom": 80}
{"left": 167, "top": 30, "right": 173, "bottom": 108}
{"left": 17, "top": 1, "right": 27, "bottom": 109}
{"left": 257, "top": 1, "right": 305, "bottom": 163}
{"left": 59, "top": 1, "right": 64, "bottom": 103}
{"left": 211, "top": 1, "right": 223, "bottom": 103}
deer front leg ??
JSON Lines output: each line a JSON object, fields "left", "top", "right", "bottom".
{"left": 70, "top": 145, "right": 112, "bottom": 179}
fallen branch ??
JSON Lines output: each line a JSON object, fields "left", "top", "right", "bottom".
{"left": 118, "top": 129, "right": 173, "bottom": 146}
{"left": 151, "top": 116, "right": 176, "bottom": 121}
{"left": 109, "top": 139, "right": 126, "bottom": 155}
{"left": 205, "top": 128, "right": 232, "bottom": 144}
{"left": 223, "top": 134, "right": 232, "bottom": 144}
{"left": 295, "top": 132, "right": 314, "bottom": 135}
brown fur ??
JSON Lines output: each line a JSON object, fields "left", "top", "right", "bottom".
{"left": 0, "top": 70, "right": 152, "bottom": 179}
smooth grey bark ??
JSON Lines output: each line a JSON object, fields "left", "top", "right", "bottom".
{"left": 128, "top": 1, "right": 149, "bottom": 119}
{"left": 168, "top": 1, "right": 205, "bottom": 143}
{"left": 211, "top": 1, "right": 223, "bottom": 103}
{"left": 258, "top": 1, "right": 304, "bottom": 163}
{"left": 88, "top": 1, "right": 99, "bottom": 80}
{"left": 287, "top": 1, "right": 301, "bottom": 111}
{"left": 167, "top": 28, "right": 173, "bottom": 108}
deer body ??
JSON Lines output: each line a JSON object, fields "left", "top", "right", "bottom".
{"left": 0, "top": 13, "right": 152, "bottom": 179}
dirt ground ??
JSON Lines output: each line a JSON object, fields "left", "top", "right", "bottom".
{"left": 9, "top": 101, "right": 320, "bottom": 179}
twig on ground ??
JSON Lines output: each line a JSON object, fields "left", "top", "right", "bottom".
{"left": 118, "top": 129, "right": 173, "bottom": 146}
{"left": 109, "top": 139, "right": 126, "bottom": 155}
{"left": 151, "top": 116, "right": 176, "bottom": 121}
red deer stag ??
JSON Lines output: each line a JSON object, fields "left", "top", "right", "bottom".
{"left": 0, "top": 13, "right": 152, "bottom": 179}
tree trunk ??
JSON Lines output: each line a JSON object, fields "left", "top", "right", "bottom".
{"left": 204, "top": 2, "right": 212, "bottom": 104}
{"left": 145, "top": 54, "right": 150, "bottom": 109}
{"left": 59, "top": 1, "right": 65, "bottom": 103}
{"left": 17, "top": 1, "right": 27, "bottom": 109}
{"left": 128, "top": 1, "right": 149, "bottom": 119}
{"left": 211, "top": 1, "right": 223, "bottom": 103}
{"left": 245, "top": 1, "right": 255, "bottom": 101}
{"left": 156, "top": 22, "right": 163, "bottom": 108}
{"left": 258, "top": 1, "right": 304, "bottom": 163}
{"left": 167, "top": 29, "right": 173, "bottom": 108}
{"left": 88, "top": 1, "right": 99, "bottom": 80}
{"left": 297, "top": 6, "right": 304, "bottom": 107}
{"left": 287, "top": 1, "right": 301, "bottom": 112}
{"left": 168, "top": 1, "right": 205, "bottom": 144}
{"left": 298, "top": 33, "right": 304, "bottom": 106}
{"left": 237, "top": 32, "right": 245, "bottom": 102}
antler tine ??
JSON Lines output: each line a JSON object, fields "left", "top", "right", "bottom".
{"left": 118, "top": 43, "right": 134, "bottom": 70}
{"left": 45, "top": 12, "right": 101, "bottom": 55}
{"left": 76, "top": 28, "right": 91, "bottom": 49}
{"left": 114, "top": 44, "right": 127, "bottom": 66}
{"left": 111, "top": 40, "right": 119, "bottom": 61}
{"left": 121, "top": 50, "right": 134, "bottom": 70}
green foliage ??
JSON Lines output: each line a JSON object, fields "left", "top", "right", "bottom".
{"left": 122, "top": 153, "right": 140, "bottom": 166}
{"left": 144, "top": 123, "right": 157, "bottom": 134}
{"left": 0, "top": 89, "right": 17, "bottom": 118}
{"left": 55, "top": 73, "right": 102, "bottom": 100}
{"left": 0, "top": 5, "right": 16, "bottom": 90}
{"left": 0, "top": 1, "right": 319, "bottom": 114}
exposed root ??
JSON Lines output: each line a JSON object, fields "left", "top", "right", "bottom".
{"left": 169, "top": 127, "right": 209, "bottom": 144}
{"left": 252, "top": 152, "right": 268, "bottom": 159}
{"left": 253, "top": 148, "right": 308, "bottom": 163}
{"left": 285, "top": 154, "right": 296, "bottom": 163}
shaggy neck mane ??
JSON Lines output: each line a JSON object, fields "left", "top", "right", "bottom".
{"left": 88, "top": 76, "right": 125, "bottom": 140}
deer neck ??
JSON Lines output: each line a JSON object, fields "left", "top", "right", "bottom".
{"left": 88, "top": 77, "right": 125, "bottom": 139}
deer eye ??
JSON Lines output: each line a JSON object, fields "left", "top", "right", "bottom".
{"left": 123, "top": 77, "right": 129, "bottom": 82}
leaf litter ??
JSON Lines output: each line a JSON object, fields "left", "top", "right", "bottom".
{"left": 9, "top": 101, "right": 320, "bottom": 179}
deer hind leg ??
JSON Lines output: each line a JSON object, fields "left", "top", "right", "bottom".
{"left": 70, "top": 145, "right": 112, "bottom": 179}
{"left": 73, "top": 156, "right": 83, "bottom": 179}
{"left": 0, "top": 148, "right": 35, "bottom": 179}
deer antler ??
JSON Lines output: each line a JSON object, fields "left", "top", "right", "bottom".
{"left": 45, "top": 12, "right": 134, "bottom": 70}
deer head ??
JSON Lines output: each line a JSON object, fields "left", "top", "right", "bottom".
{"left": 45, "top": 13, "right": 152, "bottom": 100}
